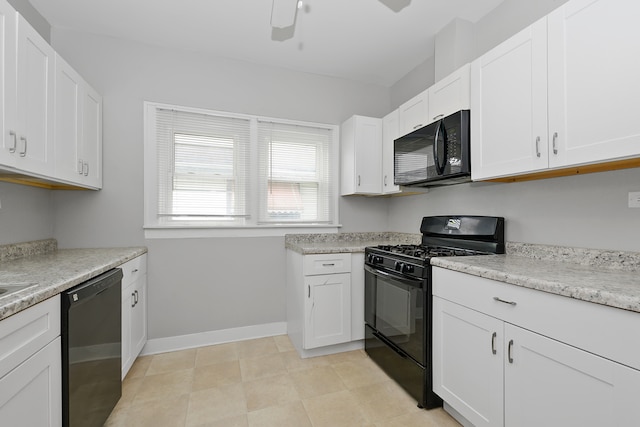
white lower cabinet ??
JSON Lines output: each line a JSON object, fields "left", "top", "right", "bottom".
{"left": 432, "top": 267, "right": 640, "bottom": 427}
{"left": 121, "top": 254, "right": 148, "bottom": 379}
{"left": 287, "top": 251, "right": 360, "bottom": 356}
{"left": 0, "top": 296, "right": 61, "bottom": 427}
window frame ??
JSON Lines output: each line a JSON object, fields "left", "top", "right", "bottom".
{"left": 143, "top": 102, "right": 341, "bottom": 238}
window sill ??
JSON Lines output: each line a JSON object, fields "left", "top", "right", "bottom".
{"left": 143, "top": 224, "right": 342, "bottom": 239}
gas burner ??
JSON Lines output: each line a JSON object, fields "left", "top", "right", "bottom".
{"left": 372, "top": 244, "right": 486, "bottom": 261}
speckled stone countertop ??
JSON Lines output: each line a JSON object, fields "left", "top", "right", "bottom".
{"left": 285, "top": 232, "right": 421, "bottom": 254}
{"left": 0, "top": 239, "right": 147, "bottom": 321}
{"left": 431, "top": 242, "right": 640, "bottom": 314}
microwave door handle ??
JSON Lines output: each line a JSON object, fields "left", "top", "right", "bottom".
{"left": 433, "top": 120, "right": 447, "bottom": 175}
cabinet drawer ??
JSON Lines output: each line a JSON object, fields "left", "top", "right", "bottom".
{"left": 0, "top": 295, "right": 60, "bottom": 379}
{"left": 433, "top": 267, "right": 640, "bottom": 371}
{"left": 303, "top": 253, "right": 351, "bottom": 276}
{"left": 121, "top": 254, "right": 147, "bottom": 289}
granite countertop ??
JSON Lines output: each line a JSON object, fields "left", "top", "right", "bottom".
{"left": 0, "top": 239, "right": 147, "bottom": 321}
{"left": 431, "top": 242, "right": 640, "bottom": 314}
{"left": 285, "top": 232, "right": 421, "bottom": 254}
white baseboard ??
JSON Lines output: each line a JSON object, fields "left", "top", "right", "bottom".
{"left": 140, "top": 321, "right": 288, "bottom": 355}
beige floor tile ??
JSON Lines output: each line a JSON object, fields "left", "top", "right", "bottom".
{"left": 375, "top": 408, "right": 462, "bottom": 427}
{"left": 351, "top": 380, "right": 423, "bottom": 423}
{"left": 126, "top": 355, "right": 152, "bottom": 379}
{"left": 104, "top": 403, "right": 129, "bottom": 427}
{"left": 243, "top": 373, "right": 300, "bottom": 412}
{"left": 303, "top": 389, "right": 368, "bottom": 427}
{"left": 289, "top": 365, "right": 346, "bottom": 399}
{"left": 191, "top": 414, "right": 249, "bottom": 427}
{"left": 273, "top": 334, "right": 295, "bottom": 352}
{"left": 115, "top": 376, "right": 143, "bottom": 409}
{"left": 281, "top": 350, "right": 331, "bottom": 372}
{"left": 332, "top": 360, "right": 390, "bottom": 389}
{"left": 193, "top": 360, "right": 242, "bottom": 391}
{"left": 239, "top": 352, "right": 287, "bottom": 381}
{"left": 237, "top": 337, "right": 280, "bottom": 359}
{"left": 133, "top": 368, "right": 194, "bottom": 403}
{"left": 185, "top": 383, "right": 248, "bottom": 426}
{"left": 125, "top": 393, "right": 189, "bottom": 427}
{"left": 195, "top": 342, "right": 239, "bottom": 367}
{"left": 146, "top": 348, "right": 197, "bottom": 375}
{"left": 324, "top": 349, "right": 369, "bottom": 365}
{"left": 247, "top": 401, "right": 312, "bottom": 427}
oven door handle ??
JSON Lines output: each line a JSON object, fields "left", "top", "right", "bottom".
{"left": 364, "top": 264, "right": 424, "bottom": 288}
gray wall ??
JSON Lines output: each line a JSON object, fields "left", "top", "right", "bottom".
{"left": 6, "top": 0, "right": 50, "bottom": 42}
{"left": 49, "top": 29, "right": 391, "bottom": 339}
{"left": 0, "top": 182, "right": 53, "bottom": 244}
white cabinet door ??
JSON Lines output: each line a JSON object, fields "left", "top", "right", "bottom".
{"left": 0, "top": 0, "right": 16, "bottom": 167}
{"left": 130, "top": 275, "right": 147, "bottom": 362}
{"left": 15, "top": 15, "right": 55, "bottom": 176}
{"left": 350, "top": 253, "right": 365, "bottom": 341}
{"left": 54, "top": 54, "right": 103, "bottom": 189}
{"left": 81, "top": 84, "right": 102, "bottom": 189}
{"left": 340, "top": 115, "right": 382, "bottom": 195}
{"left": 547, "top": 0, "right": 640, "bottom": 168}
{"left": 54, "top": 54, "right": 82, "bottom": 184}
{"left": 471, "top": 18, "right": 548, "bottom": 180}
{"left": 428, "top": 63, "right": 470, "bottom": 123}
{"left": 433, "top": 296, "right": 504, "bottom": 427}
{"left": 304, "top": 273, "right": 351, "bottom": 349}
{"left": 505, "top": 324, "right": 640, "bottom": 427}
{"left": 398, "top": 89, "right": 429, "bottom": 137}
{"left": 0, "top": 336, "right": 61, "bottom": 427}
{"left": 381, "top": 109, "right": 400, "bottom": 194}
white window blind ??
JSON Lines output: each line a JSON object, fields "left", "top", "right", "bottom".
{"left": 155, "top": 108, "right": 250, "bottom": 223}
{"left": 257, "top": 121, "right": 334, "bottom": 224}
{"left": 145, "top": 102, "right": 338, "bottom": 232}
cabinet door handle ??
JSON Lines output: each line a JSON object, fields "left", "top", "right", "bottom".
{"left": 131, "top": 292, "right": 136, "bottom": 307}
{"left": 491, "top": 332, "right": 497, "bottom": 355}
{"left": 322, "top": 263, "right": 335, "bottom": 267}
{"left": 78, "top": 159, "right": 84, "bottom": 174}
{"left": 357, "top": 175, "right": 361, "bottom": 186}
{"left": 83, "top": 162, "right": 89, "bottom": 176}
{"left": 132, "top": 268, "right": 139, "bottom": 273}
{"left": 308, "top": 285, "right": 310, "bottom": 298}
{"left": 508, "top": 339, "right": 514, "bottom": 363}
{"left": 135, "top": 290, "right": 139, "bottom": 305}
{"left": 19, "top": 136, "right": 27, "bottom": 157}
{"left": 413, "top": 123, "right": 422, "bottom": 130}
{"left": 384, "top": 175, "right": 387, "bottom": 186}
{"left": 432, "top": 114, "right": 444, "bottom": 121}
{"left": 552, "top": 132, "right": 558, "bottom": 155}
{"left": 535, "top": 136, "right": 541, "bottom": 158}
{"left": 9, "top": 131, "right": 17, "bottom": 153}
{"left": 493, "top": 296, "right": 517, "bottom": 306}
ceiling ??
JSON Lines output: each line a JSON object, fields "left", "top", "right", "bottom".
{"left": 28, "top": 0, "right": 504, "bottom": 87}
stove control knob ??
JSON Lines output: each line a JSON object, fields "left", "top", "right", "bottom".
{"left": 402, "top": 264, "right": 414, "bottom": 274}
{"left": 394, "top": 261, "right": 403, "bottom": 272}
{"left": 367, "top": 254, "right": 373, "bottom": 263}
{"left": 374, "top": 256, "right": 383, "bottom": 264}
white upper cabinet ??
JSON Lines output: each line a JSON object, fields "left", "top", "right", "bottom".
{"left": 547, "top": 0, "right": 640, "bottom": 168}
{"left": 472, "top": 0, "right": 640, "bottom": 181}
{"left": 381, "top": 109, "right": 400, "bottom": 194}
{"left": 0, "top": 1, "right": 16, "bottom": 168}
{"left": 340, "top": 115, "right": 382, "bottom": 195}
{"left": 14, "top": 14, "right": 55, "bottom": 176}
{"left": 471, "top": 19, "right": 548, "bottom": 180}
{"left": 54, "top": 54, "right": 102, "bottom": 189}
{"left": 398, "top": 89, "right": 429, "bottom": 137}
{"left": 428, "top": 63, "right": 470, "bottom": 123}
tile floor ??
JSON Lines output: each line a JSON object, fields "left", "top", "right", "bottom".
{"left": 105, "top": 335, "right": 461, "bottom": 427}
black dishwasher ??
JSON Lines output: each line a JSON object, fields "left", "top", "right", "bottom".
{"left": 61, "top": 268, "right": 123, "bottom": 427}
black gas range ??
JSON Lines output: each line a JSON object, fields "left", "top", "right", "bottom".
{"left": 364, "top": 216, "right": 505, "bottom": 409}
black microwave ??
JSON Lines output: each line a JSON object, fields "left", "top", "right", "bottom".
{"left": 394, "top": 110, "right": 470, "bottom": 187}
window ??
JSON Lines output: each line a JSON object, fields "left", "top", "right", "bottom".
{"left": 144, "top": 102, "right": 339, "bottom": 234}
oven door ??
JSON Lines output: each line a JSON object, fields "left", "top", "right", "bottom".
{"left": 364, "top": 264, "right": 425, "bottom": 365}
